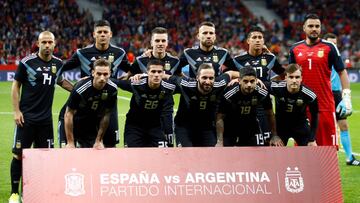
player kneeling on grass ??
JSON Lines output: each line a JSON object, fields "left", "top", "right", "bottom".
{"left": 115, "top": 59, "right": 175, "bottom": 147}
{"left": 65, "top": 58, "right": 118, "bottom": 149}
{"left": 270, "top": 63, "right": 318, "bottom": 146}
{"left": 216, "top": 67, "right": 283, "bottom": 147}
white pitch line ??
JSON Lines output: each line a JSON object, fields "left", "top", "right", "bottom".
{"left": 339, "top": 149, "right": 360, "bottom": 156}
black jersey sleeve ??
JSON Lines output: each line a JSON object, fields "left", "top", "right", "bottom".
{"left": 174, "top": 53, "right": 189, "bottom": 75}
{"left": 58, "top": 51, "right": 80, "bottom": 76}
{"left": 105, "top": 89, "right": 118, "bottom": 109}
{"left": 67, "top": 90, "right": 82, "bottom": 110}
{"left": 288, "top": 47, "right": 296, "bottom": 64}
{"left": 261, "top": 93, "right": 272, "bottom": 110}
{"left": 272, "top": 58, "right": 285, "bottom": 75}
{"left": 119, "top": 55, "right": 131, "bottom": 73}
{"left": 328, "top": 44, "right": 345, "bottom": 72}
{"left": 113, "top": 79, "right": 132, "bottom": 92}
{"left": 223, "top": 53, "right": 237, "bottom": 71}
{"left": 14, "top": 61, "right": 27, "bottom": 83}
{"left": 130, "top": 58, "right": 142, "bottom": 74}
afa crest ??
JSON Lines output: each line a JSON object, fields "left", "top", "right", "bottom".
{"left": 317, "top": 50, "right": 324, "bottom": 58}
{"left": 165, "top": 62, "right": 171, "bottom": 71}
{"left": 285, "top": 167, "right": 304, "bottom": 193}
{"left": 212, "top": 55, "right": 219, "bottom": 63}
{"left": 51, "top": 65, "right": 57, "bottom": 74}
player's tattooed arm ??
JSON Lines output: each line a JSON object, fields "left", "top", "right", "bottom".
{"left": 94, "top": 109, "right": 111, "bottom": 150}
{"left": 266, "top": 109, "right": 284, "bottom": 147}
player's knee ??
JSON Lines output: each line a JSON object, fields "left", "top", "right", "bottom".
{"left": 338, "top": 120, "right": 349, "bottom": 131}
{"left": 13, "top": 154, "right": 22, "bottom": 160}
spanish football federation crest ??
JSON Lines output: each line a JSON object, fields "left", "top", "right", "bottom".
{"left": 212, "top": 55, "right": 219, "bottom": 63}
{"left": 64, "top": 168, "right": 85, "bottom": 197}
{"left": 51, "top": 65, "right": 57, "bottom": 74}
{"left": 317, "top": 50, "right": 324, "bottom": 58}
{"left": 285, "top": 167, "right": 304, "bottom": 193}
{"left": 165, "top": 62, "right": 171, "bottom": 71}
{"left": 108, "top": 55, "right": 114, "bottom": 63}
{"left": 261, "top": 58, "right": 267, "bottom": 66}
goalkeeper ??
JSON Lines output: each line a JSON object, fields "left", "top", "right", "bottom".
{"left": 325, "top": 33, "right": 358, "bottom": 166}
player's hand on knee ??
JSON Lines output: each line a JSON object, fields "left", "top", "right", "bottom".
{"left": 269, "top": 135, "right": 284, "bottom": 147}
{"left": 307, "top": 141, "right": 317, "bottom": 146}
{"left": 93, "top": 141, "right": 105, "bottom": 150}
{"left": 215, "top": 139, "right": 223, "bottom": 147}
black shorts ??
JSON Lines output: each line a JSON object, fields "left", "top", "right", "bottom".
{"left": 124, "top": 122, "right": 166, "bottom": 147}
{"left": 223, "top": 120, "right": 267, "bottom": 146}
{"left": 175, "top": 124, "right": 216, "bottom": 147}
{"left": 277, "top": 123, "right": 310, "bottom": 146}
{"left": 102, "top": 105, "right": 119, "bottom": 147}
{"left": 12, "top": 122, "right": 54, "bottom": 155}
{"left": 333, "top": 91, "right": 345, "bottom": 121}
{"left": 73, "top": 117, "right": 99, "bottom": 148}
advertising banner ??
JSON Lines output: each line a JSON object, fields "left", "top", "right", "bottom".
{"left": 23, "top": 147, "right": 342, "bottom": 203}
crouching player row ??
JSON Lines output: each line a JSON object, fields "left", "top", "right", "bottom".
{"left": 216, "top": 64, "right": 319, "bottom": 147}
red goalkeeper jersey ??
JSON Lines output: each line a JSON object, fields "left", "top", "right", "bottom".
{"left": 289, "top": 39, "right": 344, "bottom": 112}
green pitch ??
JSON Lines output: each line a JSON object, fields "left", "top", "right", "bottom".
{"left": 0, "top": 81, "right": 359, "bottom": 202}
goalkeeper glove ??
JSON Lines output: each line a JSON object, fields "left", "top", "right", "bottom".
{"left": 336, "top": 89, "right": 352, "bottom": 118}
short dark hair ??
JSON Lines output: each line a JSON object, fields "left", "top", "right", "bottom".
{"left": 197, "top": 63, "right": 214, "bottom": 75}
{"left": 304, "top": 13, "right": 320, "bottom": 24}
{"left": 323, "top": 33, "right": 337, "bottom": 40}
{"left": 93, "top": 58, "right": 111, "bottom": 70}
{"left": 199, "top": 21, "right": 215, "bottom": 29}
{"left": 151, "top": 27, "right": 168, "bottom": 35}
{"left": 285, "top": 63, "right": 302, "bottom": 74}
{"left": 247, "top": 26, "right": 264, "bottom": 39}
{"left": 94, "top": 20, "right": 111, "bottom": 30}
{"left": 239, "top": 67, "right": 256, "bottom": 78}
{"left": 147, "top": 59, "right": 165, "bottom": 70}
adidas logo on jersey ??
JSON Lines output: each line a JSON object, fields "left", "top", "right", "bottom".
{"left": 298, "top": 52, "right": 303, "bottom": 56}
{"left": 196, "top": 57, "right": 202, "bottom": 62}
{"left": 36, "top": 67, "right": 42, "bottom": 71}
{"left": 245, "top": 62, "right": 250, "bottom": 66}
{"left": 91, "top": 57, "right": 97, "bottom": 61}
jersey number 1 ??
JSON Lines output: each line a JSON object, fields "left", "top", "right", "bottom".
{"left": 307, "top": 58, "right": 312, "bottom": 70}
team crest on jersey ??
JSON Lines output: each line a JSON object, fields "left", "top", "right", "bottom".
{"left": 108, "top": 55, "right": 114, "bottom": 63}
{"left": 212, "top": 55, "right": 218, "bottom": 63}
{"left": 317, "top": 50, "right": 324, "bottom": 58}
{"left": 251, "top": 97, "right": 258, "bottom": 105}
{"left": 64, "top": 168, "right": 85, "bottom": 197}
{"left": 296, "top": 99, "right": 303, "bottom": 106}
{"left": 101, "top": 91, "right": 108, "bottom": 100}
{"left": 52, "top": 65, "right": 57, "bottom": 74}
{"left": 285, "top": 167, "right": 304, "bottom": 193}
{"left": 159, "top": 91, "right": 165, "bottom": 100}
{"left": 16, "top": 141, "right": 21, "bottom": 149}
{"left": 210, "top": 95, "right": 216, "bottom": 102}
{"left": 165, "top": 62, "right": 171, "bottom": 71}
{"left": 261, "top": 58, "right": 267, "bottom": 66}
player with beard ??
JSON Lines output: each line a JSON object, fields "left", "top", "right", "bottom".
{"left": 216, "top": 67, "right": 282, "bottom": 147}
{"left": 165, "top": 63, "right": 239, "bottom": 147}
{"left": 64, "top": 59, "right": 118, "bottom": 149}
{"left": 174, "top": 21, "right": 237, "bottom": 78}
{"left": 130, "top": 27, "right": 180, "bottom": 75}
{"left": 57, "top": 20, "right": 131, "bottom": 148}
{"left": 289, "top": 14, "right": 352, "bottom": 147}
{"left": 270, "top": 64, "right": 318, "bottom": 146}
